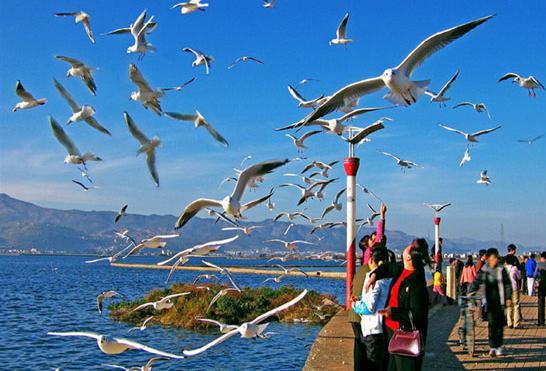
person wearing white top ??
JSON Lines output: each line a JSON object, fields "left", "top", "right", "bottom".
{"left": 353, "top": 248, "right": 392, "bottom": 369}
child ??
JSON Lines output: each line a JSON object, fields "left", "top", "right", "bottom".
{"left": 469, "top": 248, "right": 513, "bottom": 357}
{"left": 352, "top": 248, "right": 392, "bottom": 370}
{"left": 432, "top": 269, "right": 447, "bottom": 306}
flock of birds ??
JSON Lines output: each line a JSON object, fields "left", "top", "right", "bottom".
{"left": 8, "top": 3, "right": 545, "bottom": 369}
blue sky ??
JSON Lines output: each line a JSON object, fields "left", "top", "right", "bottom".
{"left": 1, "top": 0, "right": 545, "bottom": 246}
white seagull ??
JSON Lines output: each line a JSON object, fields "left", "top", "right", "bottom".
{"left": 182, "top": 290, "right": 307, "bottom": 357}
{"left": 129, "top": 64, "right": 163, "bottom": 115}
{"left": 453, "top": 101, "right": 491, "bottom": 119}
{"left": 296, "top": 78, "right": 319, "bottom": 87}
{"left": 47, "top": 331, "right": 185, "bottom": 359}
{"left": 97, "top": 291, "right": 126, "bottom": 314}
{"left": 273, "top": 264, "right": 308, "bottom": 277}
{"left": 202, "top": 260, "right": 241, "bottom": 291}
{"left": 263, "top": 0, "right": 276, "bottom": 9}
{"left": 459, "top": 145, "right": 471, "bottom": 167}
{"left": 197, "top": 318, "right": 238, "bottom": 333}
{"left": 476, "top": 170, "right": 491, "bottom": 186}
{"left": 424, "top": 203, "right": 451, "bottom": 213}
{"left": 85, "top": 244, "right": 134, "bottom": 264}
{"left": 285, "top": 130, "right": 322, "bottom": 152}
{"left": 279, "top": 178, "right": 337, "bottom": 205}
{"left": 438, "top": 124, "right": 501, "bottom": 143}
{"left": 124, "top": 112, "right": 161, "bottom": 187}
{"left": 302, "top": 15, "right": 493, "bottom": 123}
{"left": 53, "top": 79, "right": 111, "bottom": 136}
{"left": 123, "top": 234, "right": 179, "bottom": 258}
{"left": 126, "top": 10, "right": 156, "bottom": 58}
{"left": 133, "top": 292, "right": 190, "bottom": 312}
{"left": 164, "top": 111, "right": 228, "bottom": 147}
{"left": 517, "top": 135, "right": 543, "bottom": 145}
{"left": 54, "top": 11, "right": 95, "bottom": 44}
{"left": 183, "top": 48, "right": 214, "bottom": 74}
{"left": 498, "top": 73, "right": 544, "bottom": 96}
{"left": 172, "top": 0, "right": 209, "bottom": 14}
{"left": 329, "top": 13, "right": 352, "bottom": 46}
{"left": 55, "top": 55, "right": 97, "bottom": 95}
{"left": 115, "top": 205, "right": 128, "bottom": 224}
{"left": 321, "top": 188, "right": 346, "bottom": 219}
{"left": 228, "top": 56, "right": 264, "bottom": 69}
{"left": 174, "top": 159, "right": 288, "bottom": 229}
{"left": 103, "top": 10, "right": 157, "bottom": 37}
{"left": 264, "top": 239, "right": 314, "bottom": 251}
{"left": 301, "top": 160, "right": 338, "bottom": 177}
{"left": 380, "top": 151, "right": 421, "bottom": 170}
{"left": 221, "top": 226, "right": 263, "bottom": 236}
{"left": 287, "top": 85, "right": 325, "bottom": 109}
{"left": 425, "top": 70, "right": 460, "bottom": 106}
{"left": 49, "top": 116, "right": 102, "bottom": 167}
{"left": 128, "top": 316, "right": 155, "bottom": 333}
{"left": 274, "top": 211, "right": 311, "bottom": 222}
{"left": 12, "top": 80, "right": 46, "bottom": 112}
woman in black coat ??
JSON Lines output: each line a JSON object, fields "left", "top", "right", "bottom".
{"left": 367, "top": 238, "right": 430, "bottom": 371}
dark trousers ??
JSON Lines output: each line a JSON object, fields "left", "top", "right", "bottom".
{"left": 385, "top": 327, "right": 424, "bottom": 371}
{"left": 352, "top": 322, "right": 364, "bottom": 371}
{"left": 487, "top": 303, "right": 504, "bottom": 348}
{"left": 538, "top": 290, "right": 545, "bottom": 326}
{"left": 362, "top": 333, "right": 386, "bottom": 370}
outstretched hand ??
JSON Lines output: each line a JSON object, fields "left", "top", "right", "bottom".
{"left": 380, "top": 203, "right": 387, "bottom": 219}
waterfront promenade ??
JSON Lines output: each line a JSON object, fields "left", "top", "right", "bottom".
{"left": 305, "top": 295, "right": 546, "bottom": 370}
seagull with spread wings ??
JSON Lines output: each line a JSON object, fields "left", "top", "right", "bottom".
{"left": 183, "top": 48, "right": 214, "bottom": 74}
{"left": 55, "top": 55, "right": 97, "bottom": 95}
{"left": 264, "top": 239, "right": 314, "bottom": 251}
{"left": 303, "top": 15, "right": 493, "bottom": 123}
{"left": 453, "top": 101, "right": 491, "bottom": 119}
{"left": 476, "top": 170, "right": 491, "bottom": 186}
{"left": 459, "top": 145, "right": 471, "bottom": 167}
{"left": 424, "top": 203, "right": 451, "bottom": 213}
{"left": 517, "top": 135, "right": 543, "bottom": 145}
{"left": 183, "top": 290, "right": 307, "bottom": 357}
{"left": 197, "top": 319, "right": 238, "bottom": 334}
{"left": 174, "top": 159, "right": 288, "bottom": 229}
{"left": 301, "top": 160, "right": 338, "bottom": 177}
{"left": 438, "top": 124, "right": 501, "bottom": 143}
{"left": 54, "top": 79, "right": 111, "bottom": 136}
{"left": 97, "top": 291, "right": 126, "bottom": 314}
{"left": 47, "top": 331, "right": 185, "bottom": 358}
{"left": 103, "top": 11, "right": 157, "bottom": 37}
{"left": 123, "top": 234, "right": 179, "bottom": 258}
{"left": 202, "top": 260, "right": 241, "bottom": 291}
{"left": 329, "top": 13, "right": 352, "bottom": 46}
{"left": 380, "top": 151, "right": 421, "bottom": 170}
{"left": 287, "top": 85, "right": 326, "bottom": 109}
{"left": 126, "top": 10, "right": 156, "bottom": 58}
{"left": 498, "top": 72, "right": 544, "bottom": 96}
{"left": 124, "top": 112, "right": 161, "bottom": 187}
{"left": 425, "top": 70, "right": 460, "bottom": 106}
{"left": 228, "top": 56, "right": 264, "bottom": 69}
{"left": 54, "top": 11, "right": 95, "bottom": 43}
{"left": 128, "top": 316, "right": 155, "bottom": 333}
{"left": 49, "top": 116, "right": 102, "bottom": 167}
{"left": 129, "top": 64, "right": 164, "bottom": 115}
{"left": 172, "top": 0, "right": 209, "bottom": 14}
{"left": 12, "top": 80, "right": 46, "bottom": 112}
{"left": 164, "top": 111, "right": 229, "bottom": 147}
{"left": 132, "top": 292, "right": 190, "bottom": 312}
{"left": 321, "top": 189, "right": 346, "bottom": 219}
{"left": 115, "top": 205, "right": 128, "bottom": 224}
{"left": 285, "top": 130, "right": 322, "bottom": 152}
{"left": 273, "top": 211, "right": 311, "bottom": 222}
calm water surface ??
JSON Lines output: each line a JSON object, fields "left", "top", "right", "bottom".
{"left": 0, "top": 255, "right": 346, "bottom": 370}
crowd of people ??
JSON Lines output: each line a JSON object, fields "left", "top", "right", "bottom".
{"left": 348, "top": 205, "right": 546, "bottom": 370}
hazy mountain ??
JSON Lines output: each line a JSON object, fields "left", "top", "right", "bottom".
{"left": 0, "top": 193, "right": 532, "bottom": 255}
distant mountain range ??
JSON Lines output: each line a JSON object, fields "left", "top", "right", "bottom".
{"left": 0, "top": 193, "right": 521, "bottom": 255}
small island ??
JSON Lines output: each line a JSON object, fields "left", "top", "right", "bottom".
{"left": 109, "top": 283, "right": 341, "bottom": 330}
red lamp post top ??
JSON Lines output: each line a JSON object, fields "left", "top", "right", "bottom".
{"left": 344, "top": 157, "right": 360, "bottom": 176}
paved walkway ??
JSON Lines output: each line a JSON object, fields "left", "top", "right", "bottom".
{"left": 425, "top": 294, "right": 546, "bottom": 370}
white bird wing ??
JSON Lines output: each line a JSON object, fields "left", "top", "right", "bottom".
{"left": 292, "top": 240, "right": 314, "bottom": 245}
{"left": 130, "top": 9, "right": 148, "bottom": 37}
{"left": 471, "top": 125, "right": 501, "bottom": 137}
{"left": 452, "top": 101, "right": 474, "bottom": 109}
{"left": 182, "top": 47, "right": 202, "bottom": 59}
{"left": 129, "top": 64, "right": 153, "bottom": 93}
{"left": 182, "top": 328, "right": 239, "bottom": 357}
{"left": 287, "top": 85, "right": 306, "bottom": 104}
{"left": 114, "top": 338, "right": 185, "bottom": 359}
{"left": 498, "top": 72, "right": 520, "bottom": 82}
{"left": 251, "top": 289, "right": 308, "bottom": 324}
{"left": 47, "top": 331, "right": 101, "bottom": 340}
{"left": 124, "top": 112, "right": 150, "bottom": 145}
{"left": 321, "top": 205, "right": 335, "bottom": 219}
{"left": 197, "top": 112, "right": 229, "bottom": 147}
{"left": 175, "top": 199, "right": 223, "bottom": 229}
{"left": 380, "top": 151, "right": 401, "bottom": 162}
{"left": 397, "top": 15, "right": 494, "bottom": 76}
{"left": 197, "top": 318, "right": 222, "bottom": 327}
{"left": 53, "top": 79, "right": 80, "bottom": 112}
{"left": 82, "top": 17, "right": 95, "bottom": 43}
{"left": 195, "top": 235, "right": 239, "bottom": 250}
{"left": 162, "top": 292, "right": 191, "bottom": 301}
{"left": 334, "top": 188, "right": 346, "bottom": 203}
{"left": 49, "top": 116, "right": 80, "bottom": 155}
{"left": 85, "top": 257, "right": 111, "bottom": 263}
{"left": 231, "top": 159, "right": 289, "bottom": 201}
{"left": 164, "top": 112, "right": 198, "bottom": 122}
{"left": 438, "top": 124, "right": 467, "bottom": 136}
{"left": 85, "top": 116, "right": 112, "bottom": 136}
{"left": 336, "top": 13, "right": 349, "bottom": 38}
{"left": 146, "top": 151, "right": 159, "bottom": 187}
{"left": 303, "top": 77, "right": 385, "bottom": 124}
{"left": 15, "top": 81, "right": 36, "bottom": 101}
{"left": 299, "top": 130, "right": 322, "bottom": 142}
{"left": 437, "top": 69, "right": 460, "bottom": 96}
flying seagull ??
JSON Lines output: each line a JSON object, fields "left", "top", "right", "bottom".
{"left": 12, "top": 80, "right": 46, "bottom": 111}
{"left": 476, "top": 170, "right": 491, "bottom": 186}
{"left": 132, "top": 292, "right": 190, "bottom": 312}
{"left": 47, "top": 331, "right": 185, "bottom": 359}
{"left": 197, "top": 319, "right": 238, "bottom": 334}
{"left": 206, "top": 288, "right": 240, "bottom": 312}
{"left": 53, "top": 79, "right": 111, "bottom": 136}
{"left": 124, "top": 112, "right": 161, "bottom": 187}
{"left": 302, "top": 15, "right": 494, "bottom": 123}
{"left": 128, "top": 316, "right": 155, "bottom": 333}
{"left": 498, "top": 73, "right": 544, "bottom": 96}
{"left": 228, "top": 56, "right": 264, "bottom": 69}
{"left": 459, "top": 145, "right": 471, "bottom": 167}
{"left": 126, "top": 10, "right": 156, "bottom": 58}
{"left": 54, "top": 11, "right": 95, "bottom": 43}
{"left": 174, "top": 159, "right": 288, "bottom": 229}
{"left": 55, "top": 55, "right": 97, "bottom": 95}
{"left": 287, "top": 85, "right": 325, "bottom": 109}
{"left": 85, "top": 244, "right": 134, "bottom": 264}
{"left": 160, "top": 77, "right": 197, "bottom": 93}
{"left": 221, "top": 226, "right": 263, "bottom": 236}
{"left": 424, "top": 203, "right": 451, "bottom": 213}
{"left": 329, "top": 13, "right": 352, "bottom": 46}
{"left": 517, "top": 135, "right": 543, "bottom": 145}
{"left": 438, "top": 124, "right": 501, "bottom": 143}
{"left": 453, "top": 101, "right": 491, "bottom": 119}
{"left": 202, "top": 260, "right": 241, "bottom": 292}
{"left": 274, "top": 211, "right": 311, "bottom": 222}
{"left": 273, "top": 264, "right": 309, "bottom": 277}
{"left": 115, "top": 205, "right": 128, "bottom": 223}
{"left": 182, "top": 290, "right": 307, "bottom": 357}
{"left": 97, "top": 291, "right": 126, "bottom": 314}
{"left": 183, "top": 48, "right": 214, "bottom": 74}
{"left": 380, "top": 151, "right": 421, "bottom": 170}
{"left": 129, "top": 64, "right": 164, "bottom": 115}
{"left": 425, "top": 70, "right": 460, "bottom": 106}
{"left": 164, "top": 111, "right": 229, "bottom": 147}
{"left": 172, "top": 0, "right": 209, "bottom": 14}
{"left": 49, "top": 116, "right": 102, "bottom": 167}
{"left": 123, "top": 234, "right": 179, "bottom": 258}
{"left": 263, "top": 0, "right": 275, "bottom": 9}
{"left": 103, "top": 11, "right": 158, "bottom": 37}
{"left": 264, "top": 239, "right": 314, "bottom": 251}
{"left": 296, "top": 78, "right": 319, "bottom": 87}
{"left": 321, "top": 188, "right": 346, "bottom": 219}
{"left": 301, "top": 160, "right": 338, "bottom": 177}
{"left": 285, "top": 130, "right": 322, "bottom": 152}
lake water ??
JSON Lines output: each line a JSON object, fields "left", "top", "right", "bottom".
{"left": 0, "top": 255, "right": 346, "bottom": 370}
